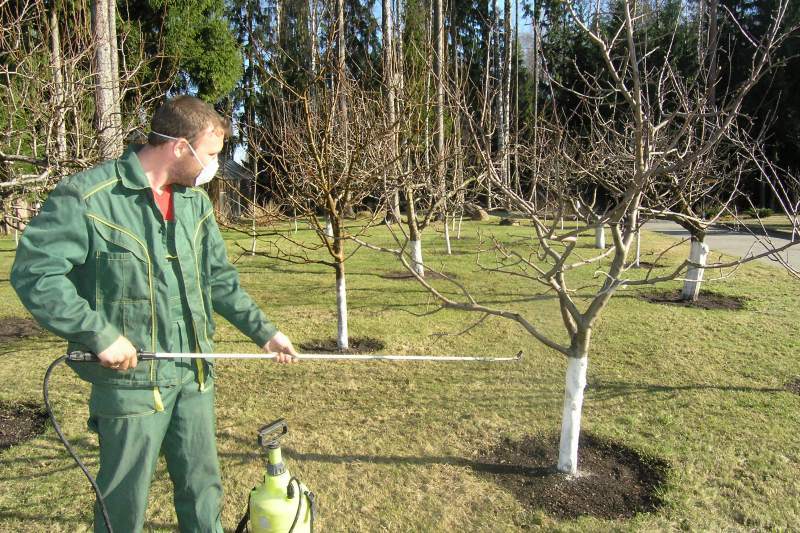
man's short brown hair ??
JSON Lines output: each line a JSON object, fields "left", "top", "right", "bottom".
{"left": 148, "top": 96, "right": 231, "bottom": 146}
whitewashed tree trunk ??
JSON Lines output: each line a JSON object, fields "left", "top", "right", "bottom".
{"left": 682, "top": 237, "right": 709, "bottom": 301}
{"left": 557, "top": 355, "right": 588, "bottom": 475}
{"left": 634, "top": 229, "right": 641, "bottom": 267}
{"left": 410, "top": 240, "right": 424, "bottom": 277}
{"left": 443, "top": 215, "right": 452, "bottom": 254}
{"left": 336, "top": 263, "right": 348, "bottom": 350}
{"left": 594, "top": 224, "right": 605, "bottom": 249}
{"left": 456, "top": 215, "right": 463, "bottom": 240}
{"left": 325, "top": 218, "right": 334, "bottom": 238}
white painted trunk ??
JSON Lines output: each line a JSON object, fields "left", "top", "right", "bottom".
{"left": 325, "top": 219, "right": 334, "bottom": 238}
{"left": 557, "top": 356, "right": 588, "bottom": 475}
{"left": 294, "top": 219, "right": 298, "bottom": 233}
{"left": 443, "top": 216, "right": 452, "bottom": 255}
{"left": 634, "top": 229, "right": 641, "bottom": 267}
{"left": 682, "top": 238, "right": 709, "bottom": 301}
{"left": 595, "top": 225, "right": 605, "bottom": 249}
{"left": 410, "top": 240, "right": 424, "bottom": 277}
{"left": 456, "top": 215, "right": 463, "bottom": 240}
{"left": 14, "top": 229, "right": 19, "bottom": 247}
{"left": 336, "top": 273, "right": 349, "bottom": 350}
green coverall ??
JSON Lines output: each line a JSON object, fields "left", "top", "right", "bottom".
{"left": 11, "top": 146, "right": 278, "bottom": 532}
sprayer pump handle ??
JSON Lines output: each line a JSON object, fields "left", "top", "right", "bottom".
{"left": 257, "top": 418, "right": 288, "bottom": 447}
{"left": 66, "top": 350, "right": 156, "bottom": 362}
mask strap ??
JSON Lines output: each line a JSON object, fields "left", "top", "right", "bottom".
{"left": 151, "top": 131, "right": 201, "bottom": 161}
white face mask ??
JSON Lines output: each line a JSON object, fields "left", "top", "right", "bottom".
{"left": 152, "top": 131, "right": 219, "bottom": 186}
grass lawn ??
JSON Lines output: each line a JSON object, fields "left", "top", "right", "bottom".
{"left": 726, "top": 214, "right": 798, "bottom": 238}
{"left": 0, "top": 219, "right": 798, "bottom": 532}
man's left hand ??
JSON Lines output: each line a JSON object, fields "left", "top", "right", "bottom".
{"left": 263, "top": 331, "right": 298, "bottom": 363}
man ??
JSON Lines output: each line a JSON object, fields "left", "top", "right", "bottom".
{"left": 11, "top": 96, "right": 296, "bottom": 532}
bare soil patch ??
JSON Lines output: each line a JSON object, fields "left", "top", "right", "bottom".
{"left": 0, "top": 401, "right": 47, "bottom": 451}
{"left": 626, "top": 260, "right": 665, "bottom": 269}
{"left": 298, "top": 336, "right": 386, "bottom": 354}
{"left": 639, "top": 289, "right": 746, "bottom": 310}
{"left": 0, "top": 317, "right": 41, "bottom": 344}
{"left": 477, "top": 433, "right": 668, "bottom": 520}
{"left": 380, "top": 270, "right": 456, "bottom": 280}
{"left": 785, "top": 378, "right": 800, "bottom": 396}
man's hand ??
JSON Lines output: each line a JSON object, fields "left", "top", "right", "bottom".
{"left": 98, "top": 336, "right": 138, "bottom": 371}
{"left": 263, "top": 331, "right": 298, "bottom": 363}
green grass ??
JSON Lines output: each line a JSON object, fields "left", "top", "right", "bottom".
{"left": 729, "top": 214, "right": 797, "bottom": 237}
{"left": 0, "top": 220, "right": 798, "bottom": 532}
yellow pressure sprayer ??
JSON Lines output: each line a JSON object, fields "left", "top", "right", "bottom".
{"left": 236, "top": 419, "right": 315, "bottom": 533}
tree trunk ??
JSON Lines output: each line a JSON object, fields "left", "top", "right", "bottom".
{"left": 557, "top": 354, "right": 588, "bottom": 475}
{"left": 594, "top": 224, "right": 605, "bottom": 249}
{"left": 335, "top": 260, "right": 349, "bottom": 350}
{"left": 434, "top": 0, "right": 450, "bottom": 255}
{"left": 92, "top": 0, "right": 121, "bottom": 158}
{"left": 383, "top": 0, "right": 401, "bottom": 224}
{"left": 410, "top": 239, "right": 425, "bottom": 277}
{"left": 501, "top": 0, "right": 512, "bottom": 192}
{"left": 406, "top": 186, "right": 424, "bottom": 277}
{"left": 309, "top": 0, "right": 318, "bottom": 78}
{"left": 49, "top": 6, "right": 67, "bottom": 161}
{"left": 107, "top": 0, "right": 121, "bottom": 137}
{"left": 682, "top": 236, "right": 709, "bottom": 301}
{"left": 333, "top": 214, "right": 349, "bottom": 349}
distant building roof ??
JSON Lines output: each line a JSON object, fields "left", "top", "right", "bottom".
{"left": 218, "top": 155, "right": 253, "bottom": 182}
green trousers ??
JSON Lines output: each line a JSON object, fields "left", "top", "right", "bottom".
{"left": 88, "top": 317, "right": 222, "bottom": 533}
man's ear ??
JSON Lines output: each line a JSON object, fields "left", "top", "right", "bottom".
{"left": 171, "top": 139, "right": 188, "bottom": 160}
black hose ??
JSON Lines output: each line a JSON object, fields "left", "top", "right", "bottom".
{"left": 43, "top": 355, "right": 114, "bottom": 533}
{"left": 234, "top": 495, "right": 250, "bottom": 533}
{"left": 288, "top": 477, "right": 303, "bottom": 532}
{"left": 288, "top": 476, "right": 315, "bottom": 533}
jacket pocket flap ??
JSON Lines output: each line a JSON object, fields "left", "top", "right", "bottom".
{"left": 88, "top": 213, "right": 148, "bottom": 263}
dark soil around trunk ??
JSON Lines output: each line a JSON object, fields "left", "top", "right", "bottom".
{"left": 785, "top": 378, "right": 800, "bottom": 396}
{"left": 298, "top": 336, "right": 386, "bottom": 354}
{"left": 0, "top": 317, "right": 41, "bottom": 344}
{"left": 477, "top": 433, "right": 668, "bottom": 520}
{"left": 0, "top": 402, "right": 47, "bottom": 451}
{"left": 380, "top": 270, "right": 456, "bottom": 280}
{"left": 626, "top": 260, "right": 665, "bottom": 269}
{"left": 639, "top": 289, "right": 746, "bottom": 310}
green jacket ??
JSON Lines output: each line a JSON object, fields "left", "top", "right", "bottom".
{"left": 11, "top": 146, "right": 277, "bottom": 387}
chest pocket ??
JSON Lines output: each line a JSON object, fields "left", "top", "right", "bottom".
{"left": 90, "top": 215, "right": 152, "bottom": 303}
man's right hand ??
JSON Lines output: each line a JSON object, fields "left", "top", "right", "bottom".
{"left": 97, "top": 336, "right": 138, "bottom": 371}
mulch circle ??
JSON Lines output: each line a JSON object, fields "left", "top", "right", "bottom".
{"left": 785, "top": 378, "right": 800, "bottom": 396}
{"left": 0, "top": 401, "right": 48, "bottom": 451}
{"left": 639, "top": 289, "right": 746, "bottom": 311}
{"left": 627, "top": 260, "right": 664, "bottom": 269}
{"left": 0, "top": 317, "right": 41, "bottom": 344}
{"left": 298, "top": 336, "right": 386, "bottom": 354}
{"left": 477, "top": 433, "right": 668, "bottom": 520}
{"left": 380, "top": 270, "right": 456, "bottom": 280}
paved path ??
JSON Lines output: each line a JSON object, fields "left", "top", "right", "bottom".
{"left": 644, "top": 220, "right": 800, "bottom": 271}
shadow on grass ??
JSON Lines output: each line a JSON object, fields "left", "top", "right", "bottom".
{"left": 281, "top": 447, "right": 553, "bottom": 477}
{"left": 0, "top": 511, "right": 180, "bottom": 532}
{"left": 587, "top": 379, "right": 786, "bottom": 400}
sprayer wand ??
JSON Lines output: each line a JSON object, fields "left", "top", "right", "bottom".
{"left": 66, "top": 350, "right": 523, "bottom": 363}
